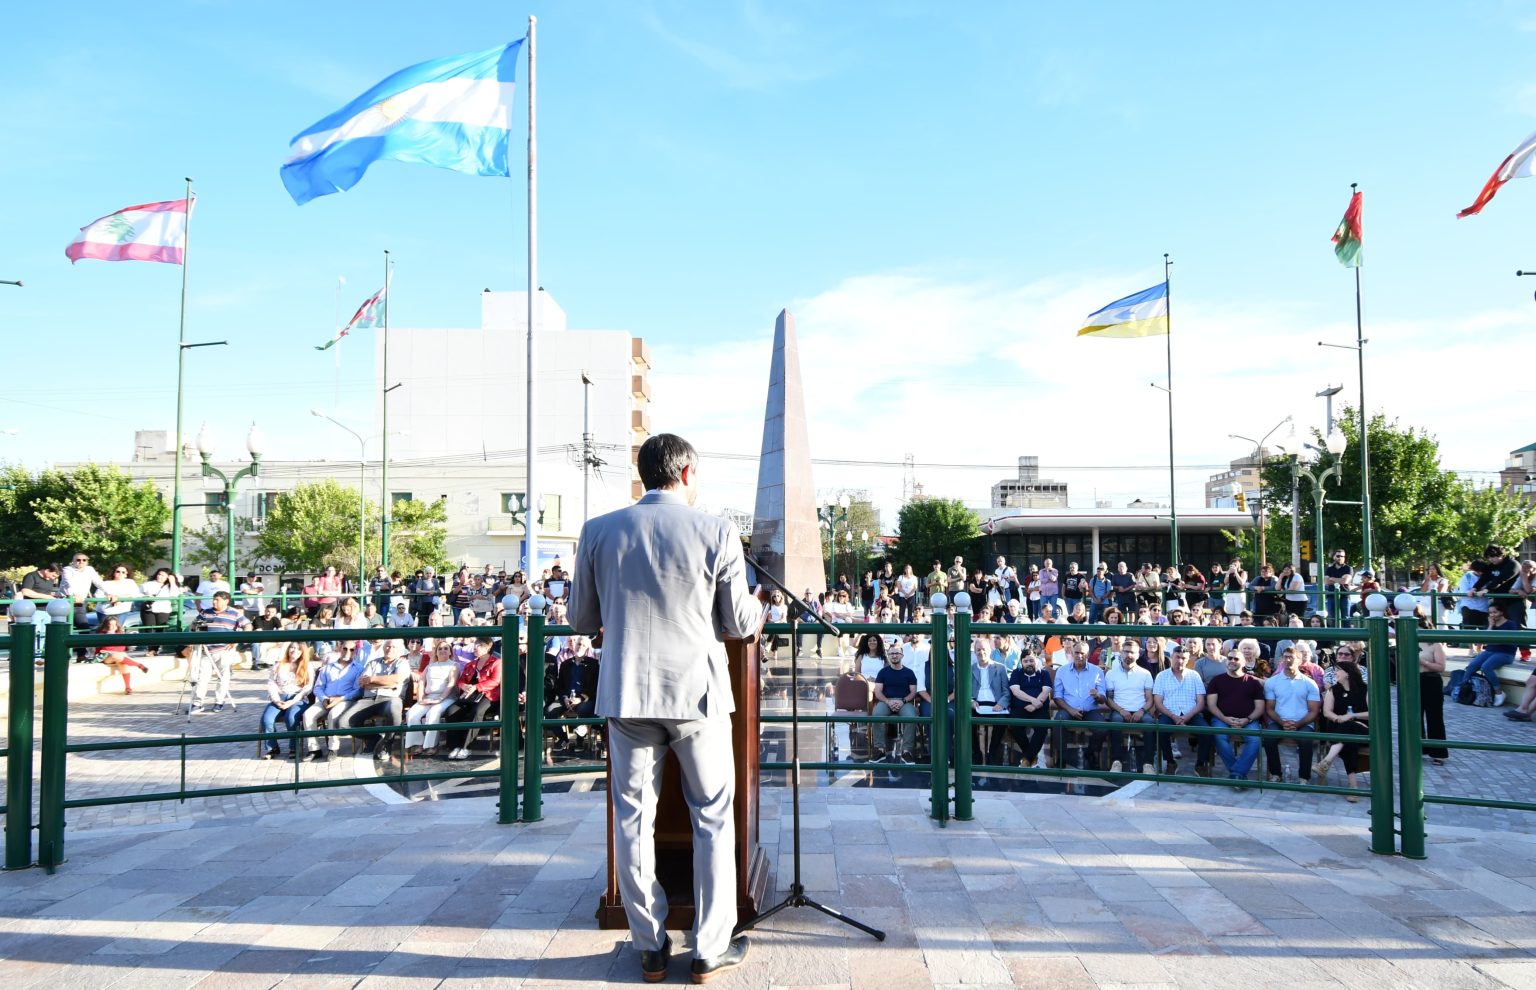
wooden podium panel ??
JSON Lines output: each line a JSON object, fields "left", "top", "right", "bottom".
{"left": 597, "top": 639, "right": 770, "bottom": 930}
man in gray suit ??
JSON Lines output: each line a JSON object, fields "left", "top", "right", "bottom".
{"left": 568, "top": 433, "right": 761, "bottom": 984}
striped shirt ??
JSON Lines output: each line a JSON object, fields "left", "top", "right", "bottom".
{"left": 1152, "top": 668, "right": 1205, "bottom": 717}
{"left": 198, "top": 607, "right": 248, "bottom": 651}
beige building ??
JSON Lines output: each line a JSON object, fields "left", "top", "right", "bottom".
{"left": 1205, "top": 453, "right": 1262, "bottom": 508}
{"left": 990, "top": 456, "right": 1069, "bottom": 509}
{"left": 1500, "top": 440, "right": 1536, "bottom": 558}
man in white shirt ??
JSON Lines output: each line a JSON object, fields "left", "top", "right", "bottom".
{"left": 59, "top": 551, "right": 106, "bottom": 638}
{"left": 1105, "top": 647, "right": 1155, "bottom": 774}
{"left": 239, "top": 573, "right": 266, "bottom": 619}
{"left": 1152, "top": 649, "right": 1210, "bottom": 775}
{"left": 200, "top": 569, "right": 232, "bottom": 612}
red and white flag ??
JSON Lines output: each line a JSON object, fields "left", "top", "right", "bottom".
{"left": 65, "top": 198, "right": 191, "bottom": 264}
{"left": 1458, "top": 130, "right": 1536, "bottom": 218}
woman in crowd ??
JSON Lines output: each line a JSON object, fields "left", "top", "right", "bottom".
{"left": 1222, "top": 560, "right": 1248, "bottom": 617}
{"left": 853, "top": 632, "right": 887, "bottom": 681}
{"left": 97, "top": 564, "right": 141, "bottom": 629}
{"left": 405, "top": 640, "right": 460, "bottom": 757}
{"left": 444, "top": 638, "right": 502, "bottom": 760}
{"left": 1313, "top": 658, "right": 1369, "bottom": 801}
{"left": 140, "top": 567, "right": 182, "bottom": 651}
{"left": 334, "top": 596, "right": 368, "bottom": 631}
{"left": 894, "top": 564, "right": 919, "bottom": 623}
{"left": 1414, "top": 614, "right": 1449, "bottom": 763}
{"left": 259, "top": 642, "right": 313, "bottom": 759}
{"left": 1182, "top": 564, "right": 1209, "bottom": 613}
{"left": 93, "top": 615, "right": 149, "bottom": 692}
{"left": 1278, "top": 563, "right": 1308, "bottom": 618}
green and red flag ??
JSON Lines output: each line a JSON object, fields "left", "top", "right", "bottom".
{"left": 1331, "top": 190, "right": 1362, "bottom": 268}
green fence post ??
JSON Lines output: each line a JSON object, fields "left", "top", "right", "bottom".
{"left": 5, "top": 617, "right": 35, "bottom": 870}
{"left": 521, "top": 612, "right": 546, "bottom": 823}
{"left": 498, "top": 613, "right": 521, "bottom": 825}
{"left": 953, "top": 609, "right": 973, "bottom": 822}
{"left": 1364, "top": 616, "right": 1395, "bottom": 856}
{"left": 37, "top": 621, "right": 71, "bottom": 873}
{"left": 928, "top": 608, "right": 950, "bottom": 824}
{"left": 1394, "top": 616, "right": 1427, "bottom": 859}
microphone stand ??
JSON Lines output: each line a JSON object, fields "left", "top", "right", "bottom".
{"left": 735, "top": 554, "right": 885, "bottom": 942}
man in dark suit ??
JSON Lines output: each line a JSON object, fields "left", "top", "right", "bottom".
{"left": 568, "top": 433, "right": 761, "bottom": 984}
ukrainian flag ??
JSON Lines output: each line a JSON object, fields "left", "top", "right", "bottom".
{"left": 1077, "top": 282, "right": 1168, "bottom": 338}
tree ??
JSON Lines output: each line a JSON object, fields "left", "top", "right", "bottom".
{"left": 31, "top": 464, "right": 169, "bottom": 568}
{"left": 1258, "top": 408, "right": 1534, "bottom": 574}
{"left": 255, "top": 480, "right": 378, "bottom": 577}
{"left": 892, "top": 498, "right": 981, "bottom": 573}
{"left": 386, "top": 497, "right": 448, "bottom": 574}
{"left": 0, "top": 465, "right": 54, "bottom": 569}
{"left": 184, "top": 515, "right": 260, "bottom": 575}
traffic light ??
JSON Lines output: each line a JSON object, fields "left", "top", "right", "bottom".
{"left": 1234, "top": 490, "right": 1247, "bottom": 513}
{"left": 1300, "top": 539, "right": 1314, "bottom": 560}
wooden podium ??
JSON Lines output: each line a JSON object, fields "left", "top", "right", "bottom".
{"left": 596, "top": 639, "right": 770, "bottom": 930}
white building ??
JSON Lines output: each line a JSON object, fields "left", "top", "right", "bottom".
{"left": 84, "top": 291, "right": 652, "bottom": 575}
{"left": 990, "top": 456, "right": 1069, "bottom": 509}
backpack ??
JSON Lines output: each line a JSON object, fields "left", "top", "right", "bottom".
{"left": 1456, "top": 677, "right": 1495, "bottom": 707}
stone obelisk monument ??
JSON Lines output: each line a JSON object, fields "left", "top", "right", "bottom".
{"left": 751, "top": 310, "right": 825, "bottom": 598}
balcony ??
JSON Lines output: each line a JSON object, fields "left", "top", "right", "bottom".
{"left": 631, "top": 337, "right": 651, "bottom": 370}
{"left": 485, "top": 514, "right": 524, "bottom": 535}
{"left": 631, "top": 409, "right": 650, "bottom": 437}
{"left": 631, "top": 479, "right": 645, "bottom": 501}
{"left": 631, "top": 372, "right": 650, "bottom": 401}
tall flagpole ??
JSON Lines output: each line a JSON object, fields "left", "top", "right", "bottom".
{"left": 381, "top": 249, "right": 392, "bottom": 571}
{"left": 170, "top": 176, "right": 193, "bottom": 604}
{"left": 1352, "top": 183, "right": 1373, "bottom": 572}
{"left": 1163, "top": 253, "right": 1179, "bottom": 565}
{"left": 525, "top": 15, "right": 540, "bottom": 579}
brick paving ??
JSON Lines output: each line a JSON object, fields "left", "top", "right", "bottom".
{"left": 5, "top": 651, "right": 1536, "bottom": 985}
{"left": 3, "top": 787, "right": 1536, "bottom": 988}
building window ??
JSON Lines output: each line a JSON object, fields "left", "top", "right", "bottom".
{"left": 391, "top": 492, "right": 413, "bottom": 504}
{"left": 254, "top": 491, "right": 279, "bottom": 520}
{"left": 204, "top": 491, "right": 228, "bottom": 510}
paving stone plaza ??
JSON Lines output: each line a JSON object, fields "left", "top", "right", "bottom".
{"left": 4, "top": 656, "right": 1536, "bottom": 988}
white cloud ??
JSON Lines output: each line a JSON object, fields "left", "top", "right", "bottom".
{"left": 648, "top": 269, "right": 1521, "bottom": 530}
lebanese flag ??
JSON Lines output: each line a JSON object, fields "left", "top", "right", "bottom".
{"left": 1458, "top": 130, "right": 1536, "bottom": 218}
{"left": 65, "top": 198, "right": 191, "bottom": 264}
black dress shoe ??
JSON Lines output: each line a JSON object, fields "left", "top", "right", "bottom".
{"left": 691, "top": 935, "right": 749, "bottom": 983}
{"left": 639, "top": 935, "right": 671, "bottom": 983}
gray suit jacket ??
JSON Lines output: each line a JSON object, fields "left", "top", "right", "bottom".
{"left": 567, "top": 489, "right": 761, "bottom": 720}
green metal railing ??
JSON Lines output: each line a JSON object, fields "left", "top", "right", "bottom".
{"left": 1391, "top": 619, "right": 1536, "bottom": 860}
{"left": 4, "top": 604, "right": 1533, "bottom": 872}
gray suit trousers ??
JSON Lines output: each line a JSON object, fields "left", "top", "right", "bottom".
{"left": 607, "top": 716, "right": 736, "bottom": 960}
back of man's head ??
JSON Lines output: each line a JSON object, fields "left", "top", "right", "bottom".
{"left": 637, "top": 433, "right": 697, "bottom": 491}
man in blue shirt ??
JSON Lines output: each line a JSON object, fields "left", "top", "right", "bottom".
{"left": 1088, "top": 564, "right": 1114, "bottom": 623}
{"left": 1109, "top": 562, "right": 1138, "bottom": 614}
{"left": 1263, "top": 647, "right": 1322, "bottom": 782}
{"left": 872, "top": 644, "right": 919, "bottom": 762}
{"left": 303, "top": 641, "right": 366, "bottom": 762}
{"left": 1053, "top": 648, "right": 1108, "bottom": 770}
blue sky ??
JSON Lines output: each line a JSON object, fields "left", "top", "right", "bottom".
{"left": 5, "top": 1, "right": 1536, "bottom": 519}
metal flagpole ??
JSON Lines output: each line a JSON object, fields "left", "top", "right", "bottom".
{"left": 1352, "top": 184, "right": 1373, "bottom": 573}
{"left": 381, "top": 249, "right": 392, "bottom": 570}
{"left": 581, "top": 371, "right": 593, "bottom": 527}
{"left": 170, "top": 177, "right": 193, "bottom": 610}
{"left": 1163, "top": 253, "right": 1179, "bottom": 564}
{"left": 524, "top": 16, "right": 540, "bottom": 578}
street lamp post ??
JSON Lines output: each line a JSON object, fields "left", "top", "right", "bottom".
{"left": 196, "top": 423, "right": 264, "bottom": 586}
{"left": 816, "top": 494, "right": 850, "bottom": 589}
{"left": 312, "top": 409, "right": 369, "bottom": 588}
{"left": 1290, "top": 429, "right": 1349, "bottom": 623}
{"left": 1229, "top": 415, "right": 1291, "bottom": 569}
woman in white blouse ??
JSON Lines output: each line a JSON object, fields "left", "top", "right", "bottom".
{"left": 405, "top": 640, "right": 460, "bottom": 756}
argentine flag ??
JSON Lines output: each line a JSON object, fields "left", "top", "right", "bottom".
{"left": 282, "top": 40, "right": 524, "bottom": 206}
